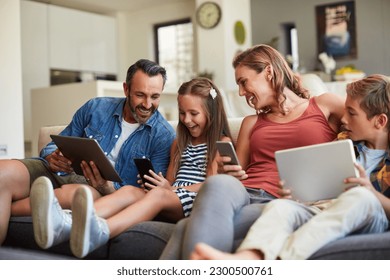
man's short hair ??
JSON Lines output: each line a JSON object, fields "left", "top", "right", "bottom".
{"left": 126, "top": 59, "right": 167, "bottom": 90}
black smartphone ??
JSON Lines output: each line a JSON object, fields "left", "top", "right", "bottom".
{"left": 216, "top": 141, "right": 240, "bottom": 165}
{"left": 133, "top": 158, "right": 155, "bottom": 187}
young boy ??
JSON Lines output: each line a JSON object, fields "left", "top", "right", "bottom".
{"left": 191, "top": 74, "right": 390, "bottom": 260}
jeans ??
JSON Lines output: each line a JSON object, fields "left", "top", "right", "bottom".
{"left": 238, "top": 187, "right": 389, "bottom": 259}
{"left": 160, "top": 174, "right": 276, "bottom": 259}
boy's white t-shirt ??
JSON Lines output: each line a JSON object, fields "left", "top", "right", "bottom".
{"left": 356, "top": 144, "right": 386, "bottom": 177}
{"left": 107, "top": 119, "right": 140, "bottom": 166}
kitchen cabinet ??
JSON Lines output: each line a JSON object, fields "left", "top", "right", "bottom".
{"left": 48, "top": 5, "right": 117, "bottom": 74}
{"left": 21, "top": 0, "right": 118, "bottom": 144}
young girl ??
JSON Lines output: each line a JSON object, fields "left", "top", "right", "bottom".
{"left": 30, "top": 77, "right": 232, "bottom": 258}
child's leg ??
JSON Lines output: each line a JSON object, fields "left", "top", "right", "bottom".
{"left": 11, "top": 183, "right": 102, "bottom": 216}
{"left": 0, "top": 160, "right": 31, "bottom": 244}
{"left": 279, "top": 187, "right": 388, "bottom": 260}
{"left": 30, "top": 177, "right": 73, "bottom": 249}
{"left": 106, "top": 187, "right": 183, "bottom": 238}
{"left": 191, "top": 242, "right": 263, "bottom": 260}
{"left": 94, "top": 185, "right": 146, "bottom": 218}
{"left": 10, "top": 197, "right": 31, "bottom": 216}
{"left": 70, "top": 186, "right": 183, "bottom": 258}
{"left": 55, "top": 184, "right": 102, "bottom": 209}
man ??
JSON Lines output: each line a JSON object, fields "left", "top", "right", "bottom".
{"left": 0, "top": 59, "right": 176, "bottom": 245}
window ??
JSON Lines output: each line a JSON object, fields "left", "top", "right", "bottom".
{"left": 283, "top": 23, "right": 299, "bottom": 72}
{"left": 154, "top": 19, "right": 194, "bottom": 91}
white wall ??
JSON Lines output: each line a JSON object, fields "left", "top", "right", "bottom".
{"left": 196, "top": 0, "right": 252, "bottom": 91}
{"left": 117, "top": 1, "right": 195, "bottom": 83}
{"left": 21, "top": 0, "right": 49, "bottom": 144}
{"left": 48, "top": 5, "right": 117, "bottom": 73}
{"left": 250, "top": 0, "right": 390, "bottom": 76}
{"left": 0, "top": 0, "right": 24, "bottom": 158}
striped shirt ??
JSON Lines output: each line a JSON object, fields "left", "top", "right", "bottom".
{"left": 173, "top": 143, "right": 207, "bottom": 187}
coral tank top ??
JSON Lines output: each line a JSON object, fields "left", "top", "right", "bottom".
{"left": 242, "top": 98, "right": 337, "bottom": 198}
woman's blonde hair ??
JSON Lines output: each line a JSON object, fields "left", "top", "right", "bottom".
{"left": 232, "top": 44, "right": 309, "bottom": 113}
{"left": 347, "top": 74, "right": 390, "bottom": 129}
{"left": 174, "top": 77, "right": 232, "bottom": 175}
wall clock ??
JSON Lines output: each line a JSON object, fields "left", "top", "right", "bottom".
{"left": 196, "top": 2, "right": 222, "bottom": 29}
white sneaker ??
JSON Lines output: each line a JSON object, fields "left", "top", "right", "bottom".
{"left": 70, "top": 185, "right": 109, "bottom": 258}
{"left": 30, "top": 176, "right": 72, "bottom": 249}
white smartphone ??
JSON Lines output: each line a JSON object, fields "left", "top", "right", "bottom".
{"left": 216, "top": 141, "right": 240, "bottom": 165}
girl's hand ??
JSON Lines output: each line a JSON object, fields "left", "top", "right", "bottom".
{"left": 344, "top": 163, "right": 376, "bottom": 192}
{"left": 142, "top": 170, "right": 173, "bottom": 191}
{"left": 217, "top": 156, "right": 248, "bottom": 180}
{"left": 136, "top": 174, "right": 148, "bottom": 192}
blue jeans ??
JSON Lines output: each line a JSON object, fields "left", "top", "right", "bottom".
{"left": 160, "top": 174, "right": 276, "bottom": 259}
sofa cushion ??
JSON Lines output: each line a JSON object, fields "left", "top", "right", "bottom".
{"left": 0, "top": 247, "right": 72, "bottom": 260}
{"left": 308, "top": 231, "right": 390, "bottom": 260}
{"left": 4, "top": 216, "right": 175, "bottom": 260}
{"left": 108, "top": 221, "right": 175, "bottom": 259}
{"left": 6, "top": 216, "right": 390, "bottom": 260}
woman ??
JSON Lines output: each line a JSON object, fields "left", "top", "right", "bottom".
{"left": 160, "top": 44, "right": 345, "bottom": 260}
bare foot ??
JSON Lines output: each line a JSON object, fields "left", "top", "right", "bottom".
{"left": 190, "top": 243, "right": 263, "bottom": 260}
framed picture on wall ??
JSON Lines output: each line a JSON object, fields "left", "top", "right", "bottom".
{"left": 316, "top": 1, "right": 357, "bottom": 60}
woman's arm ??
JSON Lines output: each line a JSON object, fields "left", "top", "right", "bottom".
{"left": 314, "top": 93, "right": 345, "bottom": 133}
{"left": 235, "top": 115, "right": 258, "bottom": 169}
{"left": 215, "top": 115, "right": 257, "bottom": 180}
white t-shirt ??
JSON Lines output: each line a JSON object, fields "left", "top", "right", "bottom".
{"left": 107, "top": 119, "right": 140, "bottom": 166}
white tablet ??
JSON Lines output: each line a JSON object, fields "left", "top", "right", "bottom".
{"left": 275, "top": 140, "right": 359, "bottom": 202}
{"left": 50, "top": 135, "right": 122, "bottom": 182}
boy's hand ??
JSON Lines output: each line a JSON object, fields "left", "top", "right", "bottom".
{"left": 344, "top": 163, "right": 376, "bottom": 192}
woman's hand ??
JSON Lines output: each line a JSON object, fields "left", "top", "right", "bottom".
{"left": 276, "top": 180, "right": 293, "bottom": 199}
{"left": 142, "top": 170, "right": 173, "bottom": 191}
{"left": 45, "top": 149, "right": 73, "bottom": 173}
{"left": 80, "top": 160, "right": 115, "bottom": 195}
{"left": 217, "top": 155, "right": 248, "bottom": 180}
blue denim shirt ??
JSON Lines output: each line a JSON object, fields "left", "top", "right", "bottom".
{"left": 40, "top": 97, "right": 176, "bottom": 189}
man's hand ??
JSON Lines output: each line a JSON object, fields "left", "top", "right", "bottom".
{"left": 45, "top": 149, "right": 73, "bottom": 173}
{"left": 81, "top": 160, "right": 115, "bottom": 195}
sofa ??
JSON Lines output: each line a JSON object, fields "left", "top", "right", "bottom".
{"left": 2, "top": 117, "right": 390, "bottom": 260}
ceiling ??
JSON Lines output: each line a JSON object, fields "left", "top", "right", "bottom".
{"left": 30, "top": 0, "right": 192, "bottom": 14}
